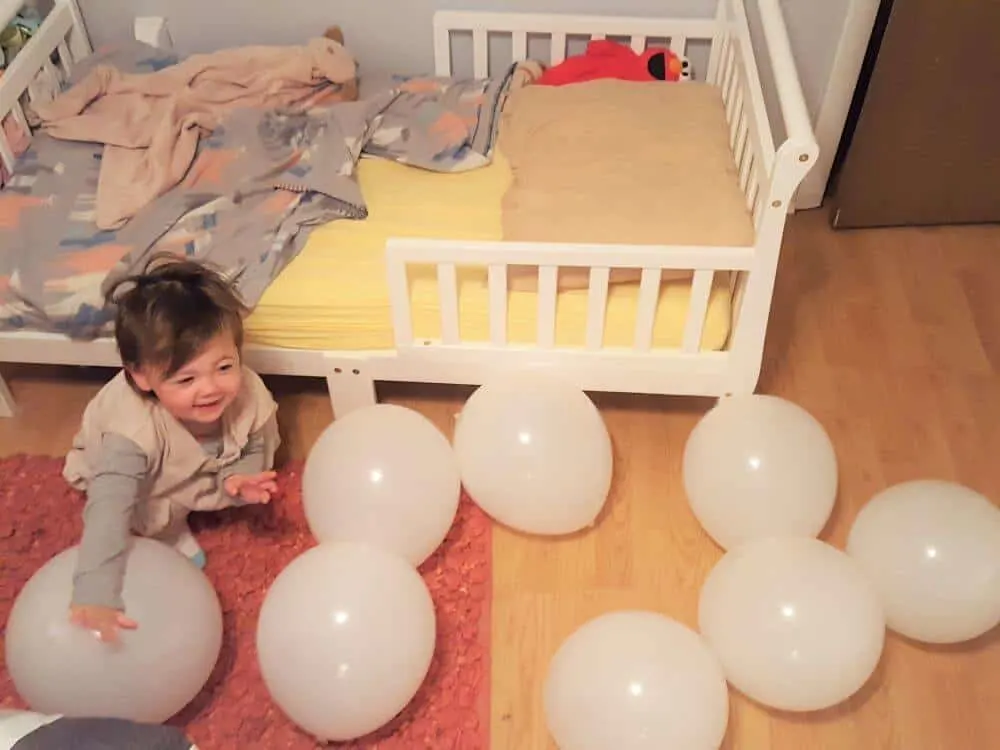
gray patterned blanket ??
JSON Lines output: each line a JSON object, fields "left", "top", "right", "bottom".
{"left": 0, "top": 39, "right": 522, "bottom": 338}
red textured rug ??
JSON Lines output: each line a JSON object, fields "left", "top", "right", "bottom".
{"left": 0, "top": 455, "right": 492, "bottom": 749}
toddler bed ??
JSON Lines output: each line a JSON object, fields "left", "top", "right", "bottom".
{"left": 0, "top": 0, "right": 817, "bottom": 419}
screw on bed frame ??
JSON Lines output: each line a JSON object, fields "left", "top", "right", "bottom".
{"left": 352, "top": 369, "right": 360, "bottom": 375}
{"left": 334, "top": 367, "right": 342, "bottom": 373}
{"left": 799, "top": 153, "right": 810, "bottom": 162}
{"left": 771, "top": 200, "right": 782, "bottom": 208}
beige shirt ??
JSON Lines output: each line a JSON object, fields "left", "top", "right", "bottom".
{"left": 63, "top": 366, "right": 280, "bottom": 537}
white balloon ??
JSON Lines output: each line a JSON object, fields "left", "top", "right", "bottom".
{"left": 453, "top": 370, "right": 613, "bottom": 535}
{"left": 846, "top": 479, "right": 1000, "bottom": 644}
{"left": 698, "top": 536, "right": 885, "bottom": 712}
{"left": 544, "top": 611, "right": 730, "bottom": 750}
{"left": 256, "top": 542, "right": 436, "bottom": 742}
{"left": 302, "top": 404, "right": 461, "bottom": 566}
{"left": 683, "top": 394, "right": 838, "bottom": 550}
{"left": 4, "top": 539, "right": 222, "bottom": 723}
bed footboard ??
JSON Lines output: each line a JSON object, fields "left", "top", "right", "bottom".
{"left": 396, "top": 0, "right": 818, "bottom": 401}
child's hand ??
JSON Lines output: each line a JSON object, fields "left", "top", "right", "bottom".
{"left": 70, "top": 604, "right": 138, "bottom": 644}
{"left": 225, "top": 471, "right": 278, "bottom": 504}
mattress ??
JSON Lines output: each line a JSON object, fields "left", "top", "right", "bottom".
{"left": 244, "top": 148, "right": 736, "bottom": 352}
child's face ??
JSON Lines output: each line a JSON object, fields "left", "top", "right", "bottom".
{"left": 130, "top": 332, "right": 243, "bottom": 428}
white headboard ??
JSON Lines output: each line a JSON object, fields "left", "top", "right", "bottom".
{"left": 0, "top": 0, "right": 91, "bottom": 171}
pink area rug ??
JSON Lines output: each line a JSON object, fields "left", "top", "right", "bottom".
{"left": 0, "top": 455, "right": 492, "bottom": 749}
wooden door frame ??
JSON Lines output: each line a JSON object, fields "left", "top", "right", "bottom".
{"left": 794, "top": 0, "right": 881, "bottom": 210}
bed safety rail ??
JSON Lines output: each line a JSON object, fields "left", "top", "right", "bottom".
{"left": 0, "top": 0, "right": 90, "bottom": 172}
{"left": 385, "top": 239, "right": 755, "bottom": 355}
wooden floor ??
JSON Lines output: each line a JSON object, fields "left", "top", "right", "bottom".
{"left": 2, "top": 207, "right": 999, "bottom": 748}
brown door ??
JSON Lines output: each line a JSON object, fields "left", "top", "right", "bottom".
{"left": 829, "top": 0, "right": 1000, "bottom": 229}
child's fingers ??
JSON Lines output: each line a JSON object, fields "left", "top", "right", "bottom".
{"left": 117, "top": 614, "right": 139, "bottom": 629}
{"left": 259, "top": 480, "right": 278, "bottom": 494}
{"left": 243, "top": 487, "right": 271, "bottom": 504}
{"left": 97, "top": 625, "right": 118, "bottom": 644}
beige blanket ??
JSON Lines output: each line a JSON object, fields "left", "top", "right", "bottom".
{"left": 498, "top": 79, "right": 757, "bottom": 291}
{"left": 31, "top": 38, "right": 359, "bottom": 230}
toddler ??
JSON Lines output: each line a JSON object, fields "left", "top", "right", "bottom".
{"left": 62, "top": 257, "right": 281, "bottom": 643}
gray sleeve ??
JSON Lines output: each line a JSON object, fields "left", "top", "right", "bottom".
{"left": 221, "top": 430, "right": 269, "bottom": 480}
{"left": 219, "top": 417, "right": 277, "bottom": 502}
{"left": 71, "top": 433, "right": 148, "bottom": 611}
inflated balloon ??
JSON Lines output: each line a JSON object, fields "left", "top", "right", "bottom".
{"left": 302, "top": 404, "right": 461, "bottom": 566}
{"left": 453, "top": 370, "right": 613, "bottom": 535}
{"left": 847, "top": 479, "right": 1000, "bottom": 644}
{"left": 544, "top": 611, "right": 730, "bottom": 750}
{"left": 256, "top": 542, "right": 436, "bottom": 742}
{"left": 698, "top": 536, "right": 885, "bottom": 712}
{"left": 4, "top": 539, "right": 222, "bottom": 724}
{"left": 683, "top": 394, "right": 838, "bottom": 550}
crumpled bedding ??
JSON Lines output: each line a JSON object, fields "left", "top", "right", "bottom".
{"left": 0, "top": 39, "right": 524, "bottom": 338}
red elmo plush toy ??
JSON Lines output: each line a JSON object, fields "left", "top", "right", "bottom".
{"left": 536, "top": 39, "right": 689, "bottom": 86}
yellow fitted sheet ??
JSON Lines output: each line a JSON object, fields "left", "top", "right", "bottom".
{"left": 245, "top": 151, "right": 733, "bottom": 351}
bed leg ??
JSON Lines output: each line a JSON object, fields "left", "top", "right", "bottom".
{"left": 0, "top": 372, "right": 16, "bottom": 418}
{"left": 325, "top": 367, "right": 377, "bottom": 419}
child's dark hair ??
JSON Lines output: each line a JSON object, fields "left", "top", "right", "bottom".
{"left": 104, "top": 255, "right": 249, "bottom": 381}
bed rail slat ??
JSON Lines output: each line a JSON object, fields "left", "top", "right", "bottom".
{"left": 729, "top": 86, "right": 745, "bottom": 150}
{"left": 437, "top": 262, "right": 460, "bottom": 344}
{"left": 721, "top": 39, "right": 738, "bottom": 105}
{"left": 706, "top": 0, "right": 728, "bottom": 85}
{"left": 512, "top": 30, "right": 527, "bottom": 60}
{"left": 670, "top": 35, "right": 686, "bottom": 55}
{"left": 57, "top": 40, "right": 73, "bottom": 76}
{"left": 630, "top": 34, "right": 646, "bottom": 53}
{"left": 538, "top": 266, "right": 558, "bottom": 347}
{"left": 434, "top": 26, "right": 452, "bottom": 75}
{"left": 0, "top": 135, "right": 15, "bottom": 173}
{"left": 550, "top": 31, "right": 567, "bottom": 64}
{"left": 739, "top": 149, "right": 755, "bottom": 194}
{"left": 9, "top": 100, "right": 28, "bottom": 131}
{"left": 586, "top": 267, "right": 610, "bottom": 350}
{"left": 591, "top": 32, "right": 606, "bottom": 40}
{"left": 732, "top": 0, "right": 777, "bottom": 171}
{"left": 726, "top": 81, "right": 743, "bottom": 139}
{"left": 488, "top": 264, "right": 508, "bottom": 345}
{"left": 387, "top": 259, "right": 414, "bottom": 347}
{"left": 65, "top": 0, "right": 92, "bottom": 60}
{"left": 709, "top": 33, "right": 730, "bottom": 86}
{"left": 473, "top": 28, "right": 488, "bottom": 78}
{"left": 634, "top": 268, "right": 662, "bottom": 351}
{"left": 39, "top": 59, "right": 60, "bottom": 99}
{"left": 734, "top": 116, "right": 749, "bottom": 167}
{"left": 751, "top": 188, "right": 764, "bottom": 229}
{"left": 683, "top": 269, "right": 714, "bottom": 353}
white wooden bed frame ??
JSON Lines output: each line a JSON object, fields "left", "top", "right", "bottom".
{"left": 0, "top": 0, "right": 817, "bottom": 419}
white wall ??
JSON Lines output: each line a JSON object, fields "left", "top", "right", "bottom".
{"left": 78, "top": 0, "right": 710, "bottom": 76}
{"left": 78, "top": 0, "right": 848, "bottom": 103}
{"left": 777, "top": 0, "right": 850, "bottom": 122}
{"left": 77, "top": 0, "right": 853, "bottom": 197}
